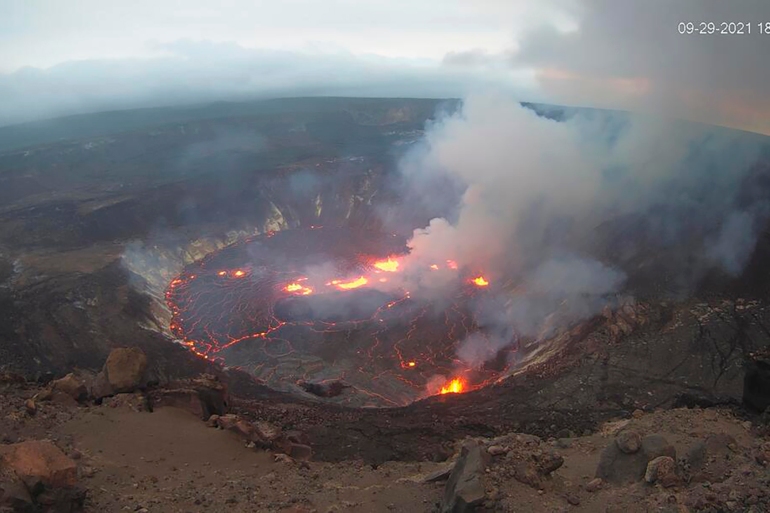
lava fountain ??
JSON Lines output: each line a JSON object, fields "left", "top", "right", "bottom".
{"left": 165, "top": 227, "right": 512, "bottom": 407}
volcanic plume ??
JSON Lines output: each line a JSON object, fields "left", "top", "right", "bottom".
{"left": 387, "top": 94, "right": 770, "bottom": 369}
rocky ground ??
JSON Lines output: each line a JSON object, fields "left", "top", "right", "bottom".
{"left": 1, "top": 348, "right": 769, "bottom": 512}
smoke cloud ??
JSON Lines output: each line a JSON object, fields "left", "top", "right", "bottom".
{"left": 386, "top": 94, "right": 770, "bottom": 367}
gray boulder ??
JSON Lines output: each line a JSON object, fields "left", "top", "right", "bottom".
{"left": 441, "top": 441, "right": 489, "bottom": 513}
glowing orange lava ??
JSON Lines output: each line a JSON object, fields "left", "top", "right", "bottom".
{"left": 439, "top": 377, "right": 465, "bottom": 394}
{"left": 217, "top": 270, "right": 227, "bottom": 277}
{"left": 373, "top": 257, "right": 400, "bottom": 273}
{"left": 429, "top": 264, "right": 439, "bottom": 270}
{"left": 329, "top": 276, "right": 369, "bottom": 290}
{"left": 233, "top": 270, "right": 246, "bottom": 278}
{"left": 407, "top": 361, "right": 416, "bottom": 367}
{"left": 285, "top": 282, "right": 314, "bottom": 295}
{"left": 471, "top": 276, "right": 489, "bottom": 287}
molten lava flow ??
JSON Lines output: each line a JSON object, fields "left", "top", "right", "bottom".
{"left": 440, "top": 377, "right": 465, "bottom": 394}
{"left": 285, "top": 282, "right": 314, "bottom": 295}
{"left": 330, "top": 276, "right": 369, "bottom": 290}
{"left": 472, "top": 276, "right": 489, "bottom": 287}
{"left": 429, "top": 264, "right": 439, "bottom": 270}
{"left": 407, "top": 361, "right": 416, "bottom": 367}
{"left": 373, "top": 256, "right": 400, "bottom": 273}
{"left": 233, "top": 270, "right": 246, "bottom": 278}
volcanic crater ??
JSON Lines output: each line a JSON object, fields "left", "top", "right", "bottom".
{"left": 165, "top": 226, "right": 512, "bottom": 406}
{"left": 1, "top": 98, "right": 769, "bottom": 465}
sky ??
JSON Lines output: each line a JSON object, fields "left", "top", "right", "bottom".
{"left": 1, "top": 0, "right": 770, "bottom": 133}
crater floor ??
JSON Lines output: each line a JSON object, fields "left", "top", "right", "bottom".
{"left": 165, "top": 227, "right": 513, "bottom": 406}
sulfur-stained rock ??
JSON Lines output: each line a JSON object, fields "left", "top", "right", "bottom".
{"left": 104, "top": 347, "right": 147, "bottom": 393}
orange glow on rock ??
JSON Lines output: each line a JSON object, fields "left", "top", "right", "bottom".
{"left": 471, "top": 276, "right": 489, "bottom": 287}
{"left": 408, "top": 361, "right": 416, "bottom": 367}
{"left": 233, "top": 270, "right": 246, "bottom": 278}
{"left": 429, "top": 264, "right": 439, "bottom": 270}
{"left": 439, "top": 377, "right": 465, "bottom": 395}
{"left": 446, "top": 260, "right": 458, "bottom": 270}
{"left": 217, "top": 270, "right": 227, "bottom": 277}
{"left": 373, "top": 257, "right": 400, "bottom": 273}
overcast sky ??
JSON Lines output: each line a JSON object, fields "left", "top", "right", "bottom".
{"left": 1, "top": 0, "right": 769, "bottom": 133}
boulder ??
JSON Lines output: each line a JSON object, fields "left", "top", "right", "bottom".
{"left": 441, "top": 441, "right": 489, "bottom": 513}
{"left": 534, "top": 450, "right": 564, "bottom": 474}
{"left": 89, "top": 371, "right": 114, "bottom": 400}
{"left": 596, "top": 434, "right": 676, "bottom": 484}
{"left": 287, "top": 443, "right": 313, "bottom": 462}
{"left": 206, "top": 414, "right": 220, "bottom": 428}
{"left": 513, "top": 461, "right": 543, "bottom": 490}
{"left": 51, "top": 374, "right": 88, "bottom": 402}
{"left": 644, "top": 456, "right": 678, "bottom": 487}
{"left": 104, "top": 347, "right": 147, "bottom": 393}
{"left": 487, "top": 445, "right": 506, "bottom": 456}
{"left": 585, "top": 478, "right": 603, "bottom": 492}
{"left": 255, "top": 421, "right": 281, "bottom": 443}
{"left": 0, "top": 440, "right": 77, "bottom": 489}
{"left": 148, "top": 374, "right": 227, "bottom": 420}
{"left": 685, "top": 433, "right": 738, "bottom": 483}
{"left": 616, "top": 430, "right": 642, "bottom": 454}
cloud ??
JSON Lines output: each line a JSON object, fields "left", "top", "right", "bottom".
{"left": 504, "top": 0, "right": 770, "bottom": 134}
{"left": 0, "top": 40, "right": 536, "bottom": 127}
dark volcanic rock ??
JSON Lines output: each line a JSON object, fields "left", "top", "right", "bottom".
{"left": 616, "top": 430, "right": 642, "bottom": 454}
{"left": 596, "top": 434, "right": 676, "bottom": 484}
{"left": 0, "top": 478, "right": 34, "bottom": 512}
{"left": 744, "top": 350, "right": 770, "bottom": 412}
{"left": 513, "top": 461, "right": 543, "bottom": 490}
{"left": 685, "top": 433, "right": 738, "bottom": 483}
{"left": 90, "top": 371, "right": 114, "bottom": 400}
{"left": 441, "top": 441, "right": 489, "bottom": 513}
{"left": 298, "top": 380, "right": 350, "bottom": 398}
